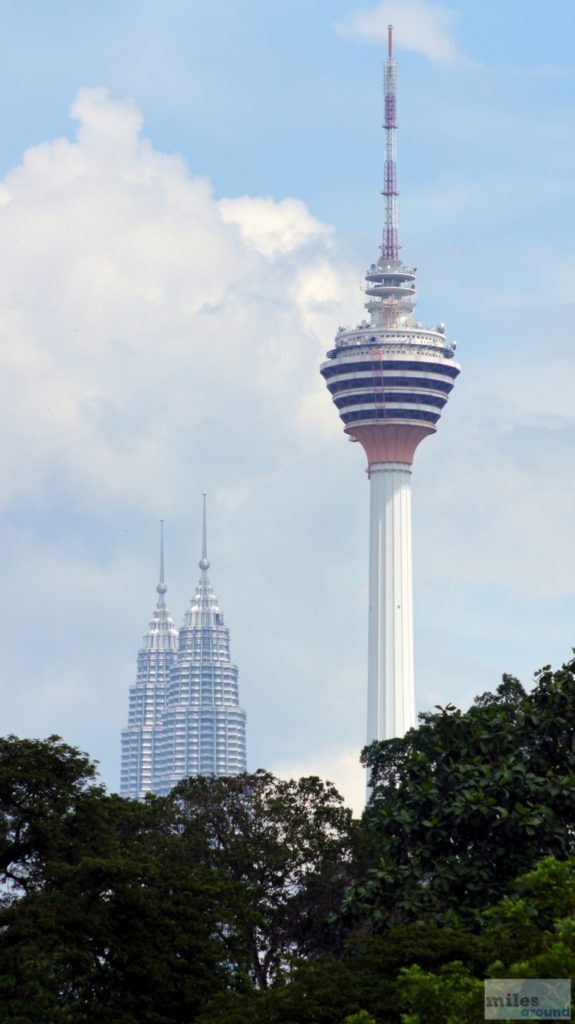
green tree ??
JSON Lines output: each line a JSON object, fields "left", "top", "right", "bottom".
{"left": 198, "top": 955, "right": 363, "bottom": 1024}
{"left": 0, "top": 740, "right": 235, "bottom": 1024}
{"left": 343, "top": 925, "right": 487, "bottom": 1023}
{"left": 197, "top": 921, "right": 487, "bottom": 1024}
{"left": 398, "top": 962, "right": 483, "bottom": 1024}
{"left": 0, "top": 734, "right": 104, "bottom": 897}
{"left": 348, "top": 661, "right": 575, "bottom": 928}
{"left": 343, "top": 1013, "right": 378, "bottom": 1024}
{"left": 389, "top": 858, "right": 575, "bottom": 1024}
{"left": 171, "top": 770, "right": 356, "bottom": 989}
{"left": 485, "top": 855, "right": 575, "bottom": 980}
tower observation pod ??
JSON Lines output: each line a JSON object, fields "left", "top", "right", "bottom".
{"left": 320, "top": 26, "right": 460, "bottom": 743}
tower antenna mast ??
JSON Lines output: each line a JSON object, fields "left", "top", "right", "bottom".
{"left": 199, "top": 492, "right": 210, "bottom": 572}
{"left": 159, "top": 520, "right": 165, "bottom": 585}
{"left": 382, "top": 24, "right": 399, "bottom": 262}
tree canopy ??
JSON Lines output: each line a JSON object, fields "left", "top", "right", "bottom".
{"left": 2, "top": 654, "right": 575, "bottom": 1022}
{"left": 0, "top": 738, "right": 243, "bottom": 1023}
{"left": 170, "top": 769, "right": 356, "bottom": 988}
{"left": 347, "top": 659, "right": 575, "bottom": 928}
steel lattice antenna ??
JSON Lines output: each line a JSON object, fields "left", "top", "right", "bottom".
{"left": 381, "top": 24, "right": 399, "bottom": 262}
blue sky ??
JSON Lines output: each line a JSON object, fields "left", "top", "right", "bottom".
{"left": 0, "top": 0, "right": 574, "bottom": 810}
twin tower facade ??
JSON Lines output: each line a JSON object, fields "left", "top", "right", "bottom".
{"left": 120, "top": 501, "right": 247, "bottom": 799}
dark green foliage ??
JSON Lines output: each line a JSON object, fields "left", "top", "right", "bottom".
{"left": 484, "top": 855, "right": 575, "bottom": 976}
{"left": 397, "top": 962, "right": 484, "bottom": 1024}
{"left": 0, "top": 740, "right": 232, "bottom": 1024}
{"left": 171, "top": 770, "right": 356, "bottom": 989}
{"left": 348, "top": 923, "right": 486, "bottom": 978}
{"left": 0, "top": 733, "right": 104, "bottom": 896}
{"left": 0, "top": 741, "right": 356, "bottom": 1021}
{"left": 343, "top": 1014, "right": 378, "bottom": 1024}
{"left": 198, "top": 956, "right": 363, "bottom": 1024}
{"left": 0, "top": 855, "right": 229, "bottom": 1023}
{"left": 4, "top": 655, "right": 575, "bottom": 1022}
{"left": 390, "top": 858, "right": 575, "bottom": 1024}
{"left": 350, "top": 660, "right": 575, "bottom": 928}
{"left": 198, "top": 923, "right": 487, "bottom": 1024}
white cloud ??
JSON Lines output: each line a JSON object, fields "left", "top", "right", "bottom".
{"left": 0, "top": 88, "right": 348, "bottom": 513}
{"left": 273, "top": 748, "right": 366, "bottom": 817}
{"left": 220, "top": 195, "right": 331, "bottom": 258}
{"left": 336, "top": 0, "right": 465, "bottom": 65}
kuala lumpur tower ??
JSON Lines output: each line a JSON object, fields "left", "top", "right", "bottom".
{"left": 320, "top": 26, "right": 460, "bottom": 743}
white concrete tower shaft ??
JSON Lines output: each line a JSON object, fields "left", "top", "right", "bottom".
{"left": 320, "top": 24, "right": 460, "bottom": 746}
{"left": 368, "top": 463, "right": 414, "bottom": 740}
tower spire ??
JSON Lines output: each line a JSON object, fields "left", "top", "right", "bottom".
{"left": 157, "top": 520, "right": 167, "bottom": 600}
{"left": 382, "top": 23, "right": 399, "bottom": 262}
{"left": 120, "top": 519, "right": 178, "bottom": 799}
{"left": 199, "top": 493, "right": 210, "bottom": 573}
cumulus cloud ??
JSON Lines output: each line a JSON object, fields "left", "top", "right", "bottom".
{"left": 336, "top": 0, "right": 465, "bottom": 65}
{"left": 0, "top": 87, "right": 351, "bottom": 513}
{"left": 220, "top": 195, "right": 331, "bottom": 258}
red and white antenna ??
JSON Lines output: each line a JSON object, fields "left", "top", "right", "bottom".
{"left": 381, "top": 24, "right": 399, "bottom": 262}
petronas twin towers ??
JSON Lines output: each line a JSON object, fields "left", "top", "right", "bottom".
{"left": 120, "top": 498, "right": 247, "bottom": 799}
